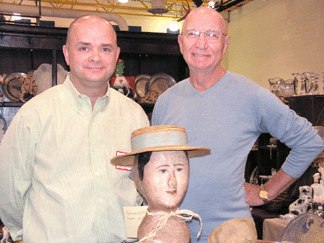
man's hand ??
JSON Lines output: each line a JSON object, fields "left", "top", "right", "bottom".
{"left": 244, "top": 182, "right": 264, "bottom": 206}
{"left": 244, "top": 168, "right": 297, "bottom": 207}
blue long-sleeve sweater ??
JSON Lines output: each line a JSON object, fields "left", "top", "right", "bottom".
{"left": 151, "top": 71, "right": 324, "bottom": 242}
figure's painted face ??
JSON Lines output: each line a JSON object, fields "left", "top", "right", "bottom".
{"left": 136, "top": 151, "right": 189, "bottom": 213}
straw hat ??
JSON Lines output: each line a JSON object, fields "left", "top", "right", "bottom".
{"left": 111, "top": 125, "right": 211, "bottom": 166}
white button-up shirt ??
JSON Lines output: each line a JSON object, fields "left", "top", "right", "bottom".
{"left": 0, "top": 74, "right": 149, "bottom": 242}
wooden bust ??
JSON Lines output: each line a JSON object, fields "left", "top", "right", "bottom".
{"left": 133, "top": 150, "right": 191, "bottom": 242}
{"left": 111, "top": 125, "right": 210, "bottom": 243}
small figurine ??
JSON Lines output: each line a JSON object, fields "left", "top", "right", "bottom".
{"left": 1, "top": 226, "right": 11, "bottom": 243}
{"left": 289, "top": 185, "right": 312, "bottom": 215}
{"left": 0, "top": 74, "right": 7, "bottom": 102}
{"left": 20, "top": 71, "right": 37, "bottom": 102}
{"left": 280, "top": 185, "right": 313, "bottom": 222}
{"left": 111, "top": 125, "right": 210, "bottom": 242}
{"left": 311, "top": 173, "right": 323, "bottom": 204}
{"left": 0, "top": 74, "right": 7, "bottom": 84}
{"left": 110, "top": 75, "right": 136, "bottom": 100}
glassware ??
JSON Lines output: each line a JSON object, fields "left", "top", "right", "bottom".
{"left": 300, "top": 72, "right": 311, "bottom": 95}
{"left": 279, "top": 79, "right": 295, "bottom": 97}
{"left": 313, "top": 73, "right": 320, "bottom": 95}
{"left": 268, "top": 77, "right": 283, "bottom": 97}
{"left": 299, "top": 73, "right": 306, "bottom": 95}
{"left": 307, "top": 72, "right": 319, "bottom": 95}
{"left": 292, "top": 73, "right": 299, "bottom": 96}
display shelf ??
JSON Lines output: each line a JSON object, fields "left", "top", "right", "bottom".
{"left": 285, "top": 95, "right": 324, "bottom": 126}
{"left": 0, "top": 23, "right": 187, "bottom": 109}
{"left": 258, "top": 145, "right": 277, "bottom": 150}
{"left": 0, "top": 102, "right": 24, "bottom": 107}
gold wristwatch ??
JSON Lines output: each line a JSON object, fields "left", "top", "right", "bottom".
{"left": 259, "top": 185, "right": 269, "bottom": 204}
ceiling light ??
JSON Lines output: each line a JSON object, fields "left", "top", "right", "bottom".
{"left": 169, "top": 21, "right": 179, "bottom": 32}
{"left": 118, "top": 0, "right": 128, "bottom": 3}
{"left": 12, "top": 13, "right": 21, "bottom": 20}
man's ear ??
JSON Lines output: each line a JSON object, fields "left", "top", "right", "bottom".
{"left": 222, "top": 35, "right": 230, "bottom": 56}
{"left": 115, "top": 47, "right": 121, "bottom": 63}
{"left": 63, "top": 45, "right": 70, "bottom": 66}
{"left": 178, "top": 34, "right": 184, "bottom": 55}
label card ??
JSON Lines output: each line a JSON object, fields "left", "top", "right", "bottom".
{"left": 123, "top": 206, "right": 148, "bottom": 238}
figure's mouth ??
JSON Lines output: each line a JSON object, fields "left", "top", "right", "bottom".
{"left": 167, "top": 190, "right": 177, "bottom": 195}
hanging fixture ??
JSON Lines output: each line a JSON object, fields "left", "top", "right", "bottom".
{"left": 118, "top": 0, "right": 128, "bottom": 3}
{"left": 148, "top": 0, "right": 168, "bottom": 14}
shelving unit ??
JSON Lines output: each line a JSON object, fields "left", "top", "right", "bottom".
{"left": 0, "top": 23, "right": 68, "bottom": 108}
{"left": 0, "top": 23, "right": 187, "bottom": 109}
{"left": 246, "top": 95, "right": 324, "bottom": 183}
{"left": 286, "top": 95, "right": 324, "bottom": 126}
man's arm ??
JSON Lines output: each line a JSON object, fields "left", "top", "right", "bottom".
{"left": 244, "top": 168, "right": 297, "bottom": 206}
{"left": 0, "top": 112, "right": 35, "bottom": 241}
{"left": 246, "top": 88, "right": 324, "bottom": 206}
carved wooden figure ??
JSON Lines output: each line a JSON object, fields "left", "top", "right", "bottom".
{"left": 111, "top": 125, "right": 210, "bottom": 242}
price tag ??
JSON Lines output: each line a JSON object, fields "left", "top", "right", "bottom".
{"left": 123, "top": 206, "right": 148, "bottom": 238}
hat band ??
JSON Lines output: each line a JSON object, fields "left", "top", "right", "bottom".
{"left": 131, "top": 131, "right": 188, "bottom": 151}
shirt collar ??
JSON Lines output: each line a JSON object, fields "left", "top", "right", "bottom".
{"left": 62, "top": 73, "right": 110, "bottom": 111}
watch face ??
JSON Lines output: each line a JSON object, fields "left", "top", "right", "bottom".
{"left": 259, "top": 190, "right": 268, "bottom": 198}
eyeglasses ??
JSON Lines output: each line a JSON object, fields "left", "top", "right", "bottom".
{"left": 182, "top": 29, "right": 227, "bottom": 41}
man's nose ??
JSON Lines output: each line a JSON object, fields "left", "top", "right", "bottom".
{"left": 195, "top": 34, "right": 208, "bottom": 48}
{"left": 90, "top": 49, "right": 100, "bottom": 61}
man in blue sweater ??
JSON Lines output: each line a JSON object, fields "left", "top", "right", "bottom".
{"left": 151, "top": 6, "right": 324, "bottom": 242}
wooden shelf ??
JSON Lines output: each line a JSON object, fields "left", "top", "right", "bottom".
{"left": 0, "top": 23, "right": 181, "bottom": 56}
{"left": 0, "top": 102, "right": 23, "bottom": 107}
{"left": 0, "top": 23, "right": 187, "bottom": 108}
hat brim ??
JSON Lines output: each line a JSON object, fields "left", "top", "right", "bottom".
{"left": 111, "top": 145, "right": 211, "bottom": 167}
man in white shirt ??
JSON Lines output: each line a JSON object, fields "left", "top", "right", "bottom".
{"left": 0, "top": 15, "right": 149, "bottom": 242}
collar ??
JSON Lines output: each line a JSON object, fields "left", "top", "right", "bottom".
{"left": 62, "top": 73, "right": 109, "bottom": 112}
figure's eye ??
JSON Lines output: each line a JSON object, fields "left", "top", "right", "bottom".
{"left": 176, "top": 168, "right": 183, "bottom": 172}
{"left": 160, "top": 169, "right": 168, "bottom": 174}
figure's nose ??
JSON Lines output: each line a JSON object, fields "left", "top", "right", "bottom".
{"left": 169, "top": 177, "right": 177, "bottom": 188}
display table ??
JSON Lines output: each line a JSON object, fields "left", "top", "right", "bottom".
{"left": 262, "top": 218, "right": 288, "bottom": 241}
{"left": 251, "top": 207, "right": 282, "bottom": 239}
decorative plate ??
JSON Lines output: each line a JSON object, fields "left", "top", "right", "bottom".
{"left": 148, "top": 73, "right": 176, "bottom": 95}
{"left": 135, "top": 74, "right": 151, "bottom": 98}
{"left": 2, "top": 72, "right": 26, "bottom": 102}
{"left": 33, "top": 63, "right": 67, "bottom": 95}
{"left": 280, "top": 213, "right": 324, "bottom": 242}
